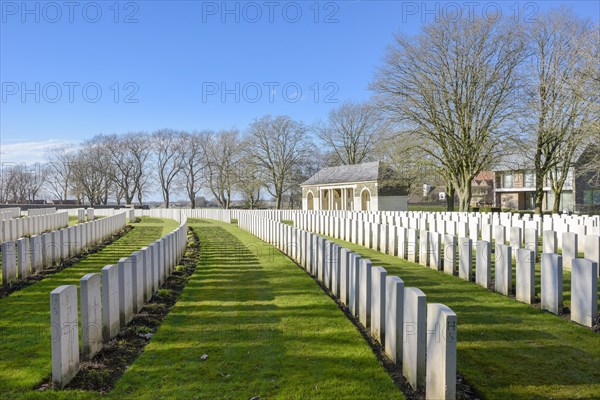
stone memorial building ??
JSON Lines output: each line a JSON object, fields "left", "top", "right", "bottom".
{"left": 300, "top": 161, "right": 409, "bottom": 211}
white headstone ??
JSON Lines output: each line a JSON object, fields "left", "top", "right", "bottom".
{"left": 1, "top": 241, "right": 17, "bottom": 287}
{"left": 543, "top": 230, "right": 557, "bottom": 254}
{"left": 403, "top": 287, "right": 426, "bottom": 390}
{"left": 81, "top": 273, "right": 103, "bottom": 360}
{"left": 458, "top": 237, "right": 472, "bottom": 281}
{"left": 102, "top": 265, "right": 120, "bottom": 341}
{"left": 476, "top": 241, "right": 491, "bottom": 288}
{"left": 562, "top": 232, "right": 578, "bottom": 270}
{"left": 570, "top": 258, "right": 598, "bottom": 327}
{"left": 541, "top": 253, "right": 563, "bottom": 315}
{"left": 426, "top": 303, "right": 457, "bottom": 400}
{"left": 495, "top": 244, "right": 512, "bottom": 296}
{"left": 515, "top": 249, "right": 535, "bottom": 304}
{"left": 443, "top": 234, "right": 456, "bottom": 275}
{"left": 359, "top": 258, "right": 373, "bottom": 327}
{"left": 50, "top": 285, "right": 79, "bottom": 389}
{"left": 370, "top": 266, "right": 387, "bottom": 343}
{"left": 384, "top": 276, "right": 404, "bottom": 365}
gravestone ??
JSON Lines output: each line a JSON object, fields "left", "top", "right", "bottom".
{"left": 543, "top": 231, "right": 557, "bottom": 254}
{"left": 403, "top": 287, "right": 426, "bottom": 390}
{"left": 426, "top": 303, "right": 457, "bottom": 400}
{"left": 495, "top": 244, "right": 512, "bottom": 296}
{"left": 515, "top": 249, "right": 535, "bottom": 304}
{"left": 443, "top": 234, "right": 457, "bottom": 275}
{"left": 541, "top": 253, "right": 563, "bottom": 315}
{"left": 370, "top": 266, "right": 387, "bottom": 343}
{"left": 476, "top": 241, "right": 491, "bottom": 288}
{"left": 583, "top": 235, "right": 600, "bottom": 277}
{"left": 118, "top": 258, "right": 133, "bottom": 328}
{"left": 2, "top": 241, "right": 17, "bottom": 286}
{"left": 384, "top": 276, "right": 404, "bottom": 365}
{"left": 102, "top": 265, "right": 120, "bottom": 341}
{"left": 562, "top": 232, "right": 578, "bottom": 270}
{"left": 458, "top": 237, "right": 472, "bottom": 281}
{"left": 81, "top": 273, "right": 103, "bottom": 360}
{"left": 359, "top": 258, "right": 373, "bottom": 327}
{"left": 50, "top": 285, "right": 79, "bottom": 389}
{"left": 570, "top": 259, "right": 598, "bottom": 327}
{"left": 17, "top": 237, "right": 31, "bottom": 280}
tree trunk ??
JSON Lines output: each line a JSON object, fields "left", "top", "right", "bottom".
{"left": 446, "top": 185, "right": 455, "bottom": 212}
{"left": 552, "top": 189, "right": 561, "bottom": 213}
{"left": 534, "top": 169, "right": 545, "bottom": 214}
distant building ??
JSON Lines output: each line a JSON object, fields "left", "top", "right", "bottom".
{"left": 471, "top": 171, "right": 495, "bottom": 207}
{"left": 492, "top": 146, "right": 600, "bottom": 212}
{"left": 300, "top": 161, "right": 409, "bottom": 211}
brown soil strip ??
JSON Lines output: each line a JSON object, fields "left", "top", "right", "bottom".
{"left": 37, "top": 228, "right": 200, "bottom": 393}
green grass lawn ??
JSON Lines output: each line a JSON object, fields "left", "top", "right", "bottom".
{"left": 0, "top": 217, "right": 178, "bottom": 399}
{"left": 2, "top": 218, "right": 402, "bottom": 400}
{"left": 325, "top": 236, "right": 600, "bottom": 399}
{"left": 106, "top": 219, "right": 402, "bottom": 399}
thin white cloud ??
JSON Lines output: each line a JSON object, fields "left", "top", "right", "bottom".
{"left": 0, "top": 139, "right": 78, "bottom": 165}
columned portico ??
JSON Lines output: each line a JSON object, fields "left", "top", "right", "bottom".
{"left": 301, "top": 161, "right": 409, "bottom": 212}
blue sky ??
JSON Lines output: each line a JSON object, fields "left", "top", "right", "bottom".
{"left": 1, "top": 0, "right": 598, "bottom": 164}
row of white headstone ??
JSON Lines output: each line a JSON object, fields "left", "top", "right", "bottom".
{"left": 293, "top": 213, "right": 600, "bottom": 275}
{"left": 50, "top": 217, "right": 189, "bottom": 389}
{"left": 133, "top": 207, "right": 232, "bottom": 223}
{"left": 0, "top": 207, "right": 21, "bottom": 221}
{"left": 290, "top": 213, "right": 599, "bottom": 328}
{"left": 1, "top": 213, "right": 126, "bottom": 287}
{"left": 27, "top": 207, "right": 57, "bottom": 217}
{"left": 0, "top": 211, "right": 69, "bottom": 244}
{"left": 237, "top": 212, "right": 457, "bottom": 400}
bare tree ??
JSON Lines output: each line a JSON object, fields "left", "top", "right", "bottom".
{"left": 45, "top": 145, "right": 75, "bottom": 203}
{"left": 102, "top": 132, "right": 152, "bottom": 205}
{"left": 202, "top": 130, "right": 240, "bottom": 209}
{"left": 0, "top": 163, "right": 47, "bottom": 203}
{"left": 179, "top": 130, "right": 208, "bottom": 208}
{"left": 247, "top": 115, "right": 313, "bottom": 209}
{"left": 235, "top": 148, "right": 266, "bottom": 209}
{"left": 372, "top": 17, "right": 526, "bottom": 211}
{"left": 525, "top": 9, "right": 599, "bottom": 213}
{"left": 71, "top": 140, "right": 114, "bottom": 205}
{"left": 317, "top": 101, "right": 386, "bottom": 165}
{"left": 153, "top": 129, "right": 184, "bottom": 208}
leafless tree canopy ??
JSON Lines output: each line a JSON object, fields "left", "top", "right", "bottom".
{"left": 372, "top": 16, "right": 527, "bottom": 211}
{"left": 317, "top": 101, "right": 386, "bottom": 166}
{"left": 523, "top": 9, "right": 599, "bottom": 213}
{"left": 247, "top": 115, "right": 314, "bottom": 209}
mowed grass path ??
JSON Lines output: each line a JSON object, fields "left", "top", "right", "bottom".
{"left": 324, "top": 235, "right": 600, "bottom": 399}
{"left": 104, "top": 219, "right": 402, "bottom": 400}
{"left": 0, "top": 217, "right": 178, "bottom": 397}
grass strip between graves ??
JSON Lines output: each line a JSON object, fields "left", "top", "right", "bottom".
{"left": 323, "top": 235, "right": 600, "bottom": 399}
{"left": 0, "top": 217, "right": 179, "bottom": 398}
